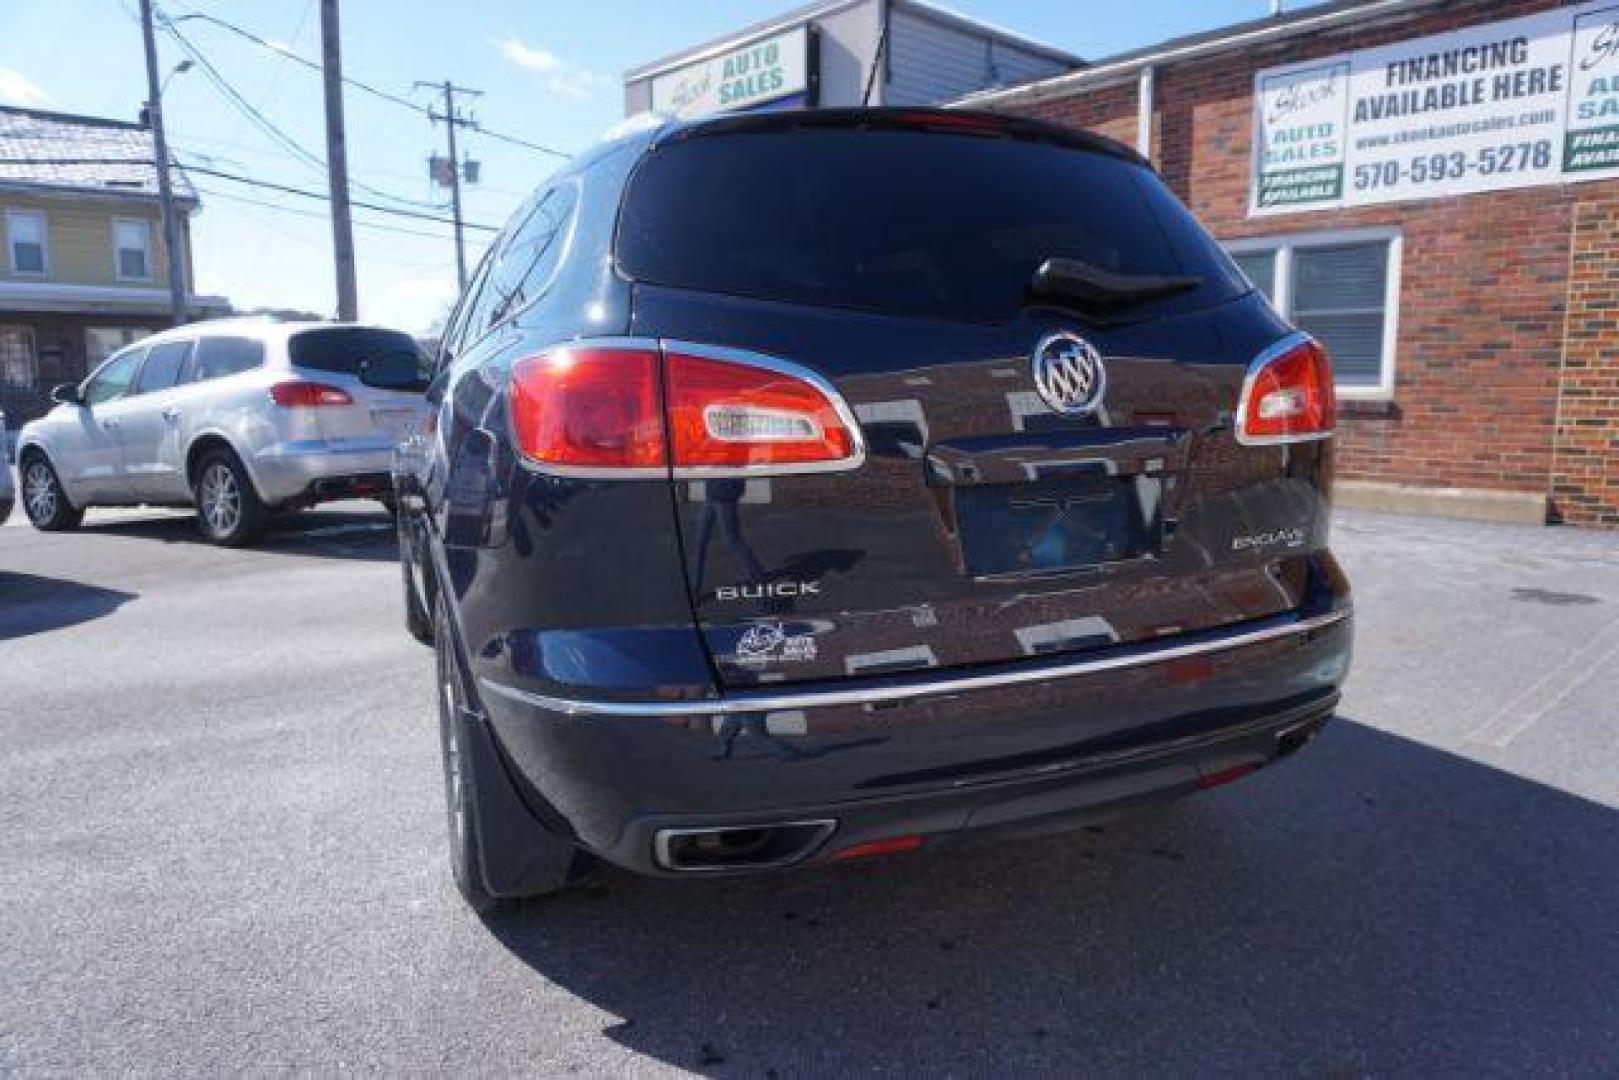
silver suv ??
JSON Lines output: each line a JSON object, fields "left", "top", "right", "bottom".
{"left": 16, "top": 318, "right": 428, "bottom": 545}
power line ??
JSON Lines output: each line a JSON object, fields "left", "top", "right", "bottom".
{"left": 192, "top": 184, "right": 458, "bottom": 240}
{"left": 162, "top": 3, "right": 574, "bottom": 160}
{"left": 166, "top": 3, "right": 429, "bottom": 115}
{"left": 184, "top": 164, "right": 498, "bottom": 230}
{"left": 192, "top": 185, "right": 463, "bottom": 244}
{"left": 467, "top": 123, "right": 570, "bottom": 159}
{"left": 155, "top": 9, "right": 451, "bottom": 213}
{"left": 0, "top": 157, "right": 500, "bottom": 231}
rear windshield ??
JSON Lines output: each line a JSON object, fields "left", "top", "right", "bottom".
{"left": 288, "top": 327, "right": 423, "bottom": 375}
{"left": 617, "top": 128, "right": 1246, "bottom": 322}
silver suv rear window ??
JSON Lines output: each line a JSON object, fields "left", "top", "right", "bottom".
{"left": 289, "top": 328, "right": 423, "bottom": 375}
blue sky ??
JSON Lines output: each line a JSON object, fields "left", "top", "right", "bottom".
{"left": 1, "top": 0, "right": 1315, "bottom": 331}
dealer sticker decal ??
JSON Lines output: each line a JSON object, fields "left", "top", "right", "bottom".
{"left": 734, "top": 623, "right": 819, "bottom": 665}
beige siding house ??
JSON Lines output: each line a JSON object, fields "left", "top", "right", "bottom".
{"left": 0, "top": 106, "right": 227, "bottom": 428}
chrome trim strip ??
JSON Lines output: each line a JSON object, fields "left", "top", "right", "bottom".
{"left": 1234, "top": 330, "right": 1335, "bottom": 448}
{"left": 479, "top": 610, "right": 1350, "bottom": 718}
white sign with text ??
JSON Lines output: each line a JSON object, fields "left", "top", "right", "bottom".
{"left": 650, "top": 27, "right": 811, "bottom": 119}
{"left": 1252, "top": 1, "right": 1619, "bottom": 213}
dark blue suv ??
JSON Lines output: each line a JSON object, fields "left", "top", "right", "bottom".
{"left": 394, "top": 108, "right": 1352, "bottom": 912}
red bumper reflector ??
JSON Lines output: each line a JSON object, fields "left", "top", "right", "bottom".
{"left": 828, "top": 835, "right": 926, "bottom": 862}
{"left": 1199, "top": 763, "right": 1261, "bottom": 790}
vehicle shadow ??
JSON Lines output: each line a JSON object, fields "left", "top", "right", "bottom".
{"left": 74, "top": 508, "right": 398, "bottom": 562}
{"left": 482, "top": 718, "right": 1619, "bottom": 1075}
{"left": 0, "top": 572, "right": 137, "bottom": 639}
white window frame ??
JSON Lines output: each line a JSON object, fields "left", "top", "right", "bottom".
{"left": 111, "top": 217, "right": 154, "bottom": 283}
{"left": 1225, "top": 225, "right": 1402, "bottom": 402}
{"left": 5, "top": 208, "right": 48, "bottom": 277}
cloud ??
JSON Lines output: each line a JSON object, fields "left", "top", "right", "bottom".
{"left": 0, "top": 67, "right": 52, "bottom": 108}
{"left": 493, "top": 35, "right": 607, "bottom": 99}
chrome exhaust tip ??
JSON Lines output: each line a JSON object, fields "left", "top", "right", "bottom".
{"left": 653, "top": 820, "right": 837, "bottom": 872}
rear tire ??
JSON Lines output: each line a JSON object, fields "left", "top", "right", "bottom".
{"left": 20, "top": 453, "right": 83, "bottom": 532}
{"left": 435, "top": 602, "right": 583, "bottom": 913}
{"left": 193, "top": 449, "right": 266, "bottom": 547}
{"left": 400, "top": 513, "right": 434, "bottom": 646}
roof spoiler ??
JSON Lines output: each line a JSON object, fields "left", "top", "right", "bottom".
{"left": 655, "top": 107, "right": 1149, "bottom": 168}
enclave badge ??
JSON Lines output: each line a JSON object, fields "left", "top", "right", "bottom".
{"left": 1031, "top": 331, "right": 1107, "bottom": 416}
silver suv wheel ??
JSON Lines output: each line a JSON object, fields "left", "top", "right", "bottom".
{"left": 23, "top": 461, "right": 56, "bottom": 522}
{"left": 198, "top": 461, "right": 242, "bottom": 537}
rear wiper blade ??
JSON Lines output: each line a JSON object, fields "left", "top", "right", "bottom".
{"left": 1028, "top": 257, "right": 1201, "bottom": 313}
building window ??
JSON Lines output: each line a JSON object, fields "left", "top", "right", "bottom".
{"left": 1225, "top": 229, "right": 1401, "bottom": 398}
{"left": 0, "top": 325, "right": 38, "bottom": 388}
{"left": 86, "top": 327, "right": 151, "bottom": 369}
{"left": 6, "top": 209, "right": 47, "bottom": 275}
{"left": 113, "top": 218, "right": 154, "bottom": 281}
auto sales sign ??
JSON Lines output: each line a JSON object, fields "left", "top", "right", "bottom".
{"left": 1251, "top": 1, "right": 1619, "bottom": 213}
{"left": 650, "top": 26, "right": 811, "bottom": 118}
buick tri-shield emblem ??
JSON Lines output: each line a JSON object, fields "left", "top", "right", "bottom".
{"left": 1031, "top": 331, "right": 1106, "bottom": 416}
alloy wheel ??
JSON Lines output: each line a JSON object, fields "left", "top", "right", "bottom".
{"left": 199, "top": 462, "right": 241, "bottom": 537}
{"left": 23, "top": 462, "right": 57, "bottom": 522}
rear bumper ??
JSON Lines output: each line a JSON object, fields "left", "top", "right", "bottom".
{"left": 248, "top": 441, "right": 397, "bottom": 504}
{"left": 476, "top": 608, "right": 1353, "bottom": 875}
{"left": 616, "top": 698, "right": 1335, "bottom": 874}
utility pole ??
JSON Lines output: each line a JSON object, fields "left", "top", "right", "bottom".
{"left": 320, "top": 0, "right": 358, "bottom": 321}
{"left": 138, "top": 0, "right": 187, "bottom": 326}
{"left": 417, "top": 80, "right": 483, "bottom": 291}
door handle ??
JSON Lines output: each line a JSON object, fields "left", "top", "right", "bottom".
{"left": 162, "top": 408, "right": 181, "bottom": 422}
{"left": 101, "top": 419, "right": 119, "bottom": 430}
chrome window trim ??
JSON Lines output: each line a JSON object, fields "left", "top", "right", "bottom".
{"left": 480, "top": 609, "right": 1350, "bottom": 718}
{"left": 1234, "top": 330, "right": 1335, "bottom": 448}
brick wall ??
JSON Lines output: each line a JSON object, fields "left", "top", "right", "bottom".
{"left": 1555, "top": 198, "right": 1619, "bottom": 527}
{"left": 989, "top": 0, "right": 1619, "bottom": 525}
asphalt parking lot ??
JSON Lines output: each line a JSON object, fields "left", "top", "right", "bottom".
{"left": 2, "top": 498, "right": 1616, "bottom": 1074}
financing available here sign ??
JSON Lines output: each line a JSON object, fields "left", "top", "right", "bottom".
{"left": 650, "top": 26, "right": 812, "bottom": 118}
{"left": 1251, "top": 1, "right": 1619, "bottom": 213}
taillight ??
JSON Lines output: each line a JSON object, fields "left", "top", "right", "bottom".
{"left": 509, "top": 346, "right": 666, "bottom": 475}
{"left": 508, "top": 341, "right": 864, "bottom": 477}
{"left": 269, "top": 380, "right": 353, "bottom": 407}
{"left": 1236, "top": 334, "right": 1336, "bottom": 446}
{"left": 664, "top": 346, "right": 859, "bottom": 473}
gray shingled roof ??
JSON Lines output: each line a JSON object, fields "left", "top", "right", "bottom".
{"left": 0, "top": 106, "right": 197, "bottom": 202}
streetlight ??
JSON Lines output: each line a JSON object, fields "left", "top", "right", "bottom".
{"left": 140, "top": 60, "right": 192, "bottom": 128}
{"left": 159, "top": 59, "right": 194, "bottom": 97}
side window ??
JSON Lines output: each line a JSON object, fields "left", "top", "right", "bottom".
{"left": 437, "top": 249, "right": 495, "bottom": 373}
{"left": 456, "top": 184, "right": 578, "bottom": 348}
{"left": 132, "top": 340, "right": 192, "bottom": 395}
{"left": 82, "top": 348, "right": 145, "bottom": 405}
{"left": 186, "top": 336, "right": 265, "bottom": 384}
{"left": 480, "top": 185, "right": 578, "bottom": 331}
